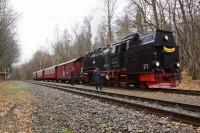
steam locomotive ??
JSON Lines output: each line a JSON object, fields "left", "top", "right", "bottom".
{"left": 33, "top": 30, "right": 181, "bottom": 88}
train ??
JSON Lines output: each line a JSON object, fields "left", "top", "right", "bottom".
{"left": 32, "top": 30, "right": 181, "bottom": 88}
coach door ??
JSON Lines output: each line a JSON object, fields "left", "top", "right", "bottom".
{"left": 63, "top": 65, "right": 66, "bottom": 78}
{"left": 55, "top": 66, "right": 58, "bottom": 79}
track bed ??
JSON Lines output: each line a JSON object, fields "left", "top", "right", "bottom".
{"left": 33, "top": 81, "right": 200, "bottom": 106}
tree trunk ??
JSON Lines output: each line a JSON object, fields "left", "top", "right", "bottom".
{"left": 151, "top": 0, "right": 160, "bottom": 29}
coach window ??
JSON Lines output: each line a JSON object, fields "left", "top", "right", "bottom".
{"left": 141, "top": 34, "right": 154, "bottom": 45}
{"left": 63, "top": 66, "right": 66, "bottom": 76}
{"left": 115, "top": 45, "right": 121, "bottom": 53}
{"left": 111, "top": 46, "right": 115, "bottom": 54}
{"left": 126, "top": 40, "right": 130, "bottom": 50}
{"left": 64, "top": 65, "right": 66, "bottom": 72}
{"left": 103, "top": 48, "right": 109, "bottom": 54}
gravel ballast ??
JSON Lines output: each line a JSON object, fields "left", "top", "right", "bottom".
{"left": 28, "top": 82, "right": 199, "bottom": 132}
{"left": 37, "top": 81, "right": 200, "bottom": 106}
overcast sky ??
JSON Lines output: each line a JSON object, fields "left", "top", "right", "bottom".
{"left": 10, "top": 0, "right": 127, "bottom": 64}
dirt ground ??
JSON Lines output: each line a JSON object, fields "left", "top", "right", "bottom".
{"left": 0, "top": 81, "right": 32, "bottom": 132}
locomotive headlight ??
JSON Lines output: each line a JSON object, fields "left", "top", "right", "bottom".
{"left": 164, "top": 35, "right": 168, "bottom": 40}
{"left": 156, "top": 61, "right": 160, "bottom": 67}
{"left": 155, "top": 61, "right": 160, "bottom": 67}
{"left": 176, "top": 62, "right": 180, "bottom": 68}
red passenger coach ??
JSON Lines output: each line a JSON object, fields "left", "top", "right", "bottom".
{"left": 56, "top": 57, "right": 84, "bottom": 81}
{"left": 37, "top": 70, "right": 44, "bottom": 80}
{"left": 44, "top": 66, "right": 56, "bottom": 80}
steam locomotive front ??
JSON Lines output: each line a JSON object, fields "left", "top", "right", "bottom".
{"left": 151, "top": 30, "right": 181, "bottom": 87}
{"left": 127, "top": 30, "right": 181, "bottom": 88}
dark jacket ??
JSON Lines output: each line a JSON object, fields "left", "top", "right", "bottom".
{"left": 93, "top": 68, "right": 102, "bottom": 84}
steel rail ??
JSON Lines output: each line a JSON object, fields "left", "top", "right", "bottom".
{"left": 149, "top": 88, "right": 200, "bottom": 96}
{"left": 34, "top": 81, "right": 200, "bottom": 112}
{"left": 30, "top": 81, "right": 200, "bottom": 126}
{"left": 32, "top": 80, "right": 200, "bottom": 96}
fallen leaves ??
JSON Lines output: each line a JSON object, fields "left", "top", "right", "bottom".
{"left": 176, "top": 70, "right": 200, "bottom": 90}
{"left": 0, "top": 81, "right": 32, "bottom": 132}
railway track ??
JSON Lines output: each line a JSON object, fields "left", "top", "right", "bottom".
{"left": 29, "top": 81, "right": 200, "bottom": 126}
{"left": 143, "top": 87, "right": 200, "bottom": 97}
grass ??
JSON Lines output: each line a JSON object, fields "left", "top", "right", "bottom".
{"left": 0, "top": 81, "right": 28, "bottom": 103}
{"left": 62, "top": 128, "right": 73, "bottom": 133}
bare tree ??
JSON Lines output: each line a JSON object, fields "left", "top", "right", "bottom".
{"left": 52, "top": 28, "right": 73, "bottom": 63}
{"left": 82, "top": 17, "right": 93, "bottom": 52}
{"left": 151, "top": 0, "right": 160, "bottom": 29}
{"left": 129, "top": 0, "right": 155, "bottom": 31}
{"left": 31, "top": 50, "right": 52, "bottom": 70}
{"left": 115, "top": 14, "right": 132, "bottom": 39}
{"left": 73, "top": 17, "right": 93, "bottom": 57}
{"left": 103, "top": 0, "right": 117, "bottom": 43}
{"left": 93, "top": 21, "right": 107, "bottom": 49}
{"left": 0, "top": 0, "right": 19, "bottom": 71}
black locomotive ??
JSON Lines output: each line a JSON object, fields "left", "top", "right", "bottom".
{"left": 83, "top": 30, "right": 181, "bottom": 88}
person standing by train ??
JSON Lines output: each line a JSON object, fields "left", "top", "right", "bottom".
{"left": 93, "top": 67, "right": 102, "bottom": 90}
